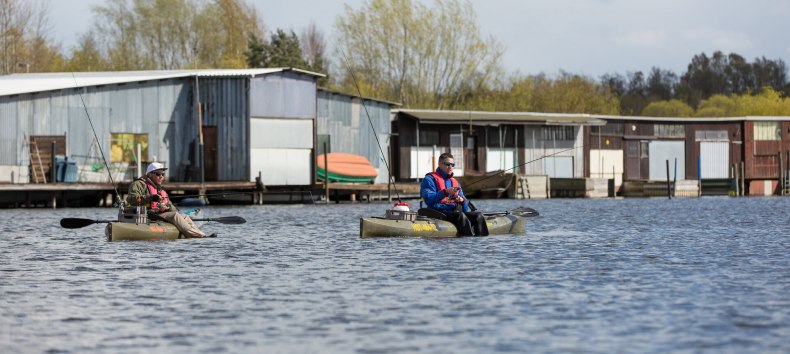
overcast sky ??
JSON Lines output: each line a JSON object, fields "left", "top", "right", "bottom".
{"left": 50, "top": 0, "right": 790, "bottom": 78}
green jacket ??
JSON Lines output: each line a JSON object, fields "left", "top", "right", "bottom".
{"left": 127, "top": 178, "right": 177, "bottom": 212}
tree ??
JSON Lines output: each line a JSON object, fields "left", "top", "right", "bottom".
{"left": 300, "top": 22, "right": 328, "bottom": 84}
{"left": 0, "top": 0, "right": 63, "bottom": 74}
{"left": 642, "top": 99, "right": 694, "bottom": 117}
{"left": 334, "top": 0, "right": 505, "bottom": 109}
{"left": 246, "top": 28, "right": 306, "bottom": 69}
{"left": 65, "top": 33, "right": 109, "bottom": 71}
{"left": 86, "top": 0, "right": 262, "bottom": 71}
{"left": 734, "top": 88, "right": 790, "bottom": 116}
{"left": 695, "top": 94, "right": 737, "bottom": 117}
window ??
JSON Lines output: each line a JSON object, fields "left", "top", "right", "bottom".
{"left": 627, "top": 141, "right": 639, "bottom": 157}
{"left": 754, "top": 121, "right": 780, "bottom": 141}
{"left": 110, "top": 133, "right": 148, "bottom": 163}
{"left": 591, "top": 123, "right": 623, "bottom": 135}
{"left": 640, "top": 141, "right": 649, "bottom": 158}
{"left": 542, "top": 126, "right": 576, "bottom": 141}
{"left": 654, "top": 124, "right": 685, "bottom": 138}
{"left": 419, "top": 130, "right": 439, "bottom": 146}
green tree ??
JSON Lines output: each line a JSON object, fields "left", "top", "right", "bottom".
{"left": 86, "top": 0, "right": 261, "bottom": 71}
{"left": 695, "top": 94, "right": 737, "bottom": 117}
{"left": 734, "top": 88, "right": 790, "bottom": 116}
{"left": 65, "top": 33, "right": 109, "bottom": 71}
{"left": 0, "top": 0, "right": 63, "bottom": 74}
{"left": 641, "top": 99, "right": 694, "bottom": 117}
{"left": 334, "top": 0, "right": 504, "bottom": 109}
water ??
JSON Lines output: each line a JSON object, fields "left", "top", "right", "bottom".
{"left": 1, "top": 197, "right": 788, "bottom": 353}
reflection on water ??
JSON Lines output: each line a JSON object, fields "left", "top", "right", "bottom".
{"left": 1, "top": 197, "right": 788, "bottom": 353}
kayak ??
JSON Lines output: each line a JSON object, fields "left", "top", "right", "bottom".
{"left": 359, "top": 208, "right": 536, "bottom": 238}
{"left": 105, "top": 220, "right": 183, "bottom": 241}
{"left": 105, "top": 208, "right": 204, "bottom": 242}
{"left": 316, "top": 153, "right": 378, "bottom": 183}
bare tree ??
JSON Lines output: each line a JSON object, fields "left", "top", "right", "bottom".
{"left": 334, "top": 0, "right": 504, "bottom": 109}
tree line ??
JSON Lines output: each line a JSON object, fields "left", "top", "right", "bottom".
{"left": 2, "top": 0, "right": 789, "bottom": 116}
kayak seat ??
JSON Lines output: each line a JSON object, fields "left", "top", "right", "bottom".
{"left": 417, "top": 208, "right": 448, "bottom": 221}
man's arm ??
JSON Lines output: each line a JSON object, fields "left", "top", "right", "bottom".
{"left": 127, "top": 180, "right": 149, "bottom": 205}
{"left": 421, "top": 177, "right": 445, "bottom": 207}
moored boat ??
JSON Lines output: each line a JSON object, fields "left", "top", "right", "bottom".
{"left": 317, "top": 153, "right": 378, "bottom": 183}
{"left": 359, "top": 205, "right": 537, "bottom": 238}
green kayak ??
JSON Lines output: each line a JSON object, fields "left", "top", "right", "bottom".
{"left": 359, "top": 207, "right": 537, "bottom": 238}
{"left": 105, "top": 221, "right": 183, "bottom": 241}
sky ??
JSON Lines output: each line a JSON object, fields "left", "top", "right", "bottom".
{"left": 50, "top": 0, "right": 790, "bottom": 78}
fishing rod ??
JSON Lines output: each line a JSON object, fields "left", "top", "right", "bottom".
{"left": 339, "top": 50, "right": 402, "bottom": 202}
{"left": 465, "top": 144, "right": 586, "bottom": 188}
{"left": 72, "top": 73, "right": 121, "bottom": 201}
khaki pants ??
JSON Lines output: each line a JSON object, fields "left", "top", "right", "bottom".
{"left": 157, "top": 211, "right": 206, "bottom": 238}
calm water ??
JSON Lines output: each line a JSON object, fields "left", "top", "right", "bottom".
{"left": 1, "top": 197, "right": 788, "bottom": 353}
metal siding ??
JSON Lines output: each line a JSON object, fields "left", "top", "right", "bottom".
{"left": 700, "top": 141, "right": 729, "bottom": 178}
{"left": 198, "top": 77, "right": 249, "bottom": 181}
{"left": 544, "top": 156, "right": 573, "bottom": 178}
{"left": 648, "top": 141, "right": 686, "bottom": 180}
{"left": 250, "top": 148, "right": 311, "bottom": 185}
{"left": 0, "top": 96, "right": 19, "bottom": 165}
{"left": 316, "top": 90, "right": 392, "bottom": 183}
{"left": 250, "top": 72, "right": 316, "bottom": 119}
{"left": 250, "top": 118, "right": 312, "bottom": 149}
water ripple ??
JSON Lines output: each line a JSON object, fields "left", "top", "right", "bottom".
{"left": 0, "top": 198, "right": 788, "bottom": 353}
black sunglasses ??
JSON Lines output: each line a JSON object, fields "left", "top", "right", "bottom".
{"left": 152, "top": 172, "right": 165, "bottom": 177}
{"left": 442, "top": 162, "right": 455, "bottom": 167}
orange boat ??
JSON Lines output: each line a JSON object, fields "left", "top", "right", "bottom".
{"left": 317, "top": 153, "right": 378, "bottom": 183}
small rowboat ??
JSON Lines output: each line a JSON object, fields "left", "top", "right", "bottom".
{"left": 359, "top": 207, "right": 538, "bottom": 238}
{"left": 317, "top": 153, "right": 378, "bottom": 183}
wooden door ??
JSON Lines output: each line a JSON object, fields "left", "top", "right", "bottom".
{"left": 202, "top": 126, "right": 218, "bottom": 181}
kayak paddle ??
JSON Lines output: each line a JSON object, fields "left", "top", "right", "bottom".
{"left": 60, "top": 218, "right": 115, "bottom": 229}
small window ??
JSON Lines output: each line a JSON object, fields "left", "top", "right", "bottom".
{"left": 627, "top": 141, "right": 638, "bottom": 157}
{"left": 419, "top": 130, "right": 439, "bottom": 146}
{"left": 655, "top": 124, "right": 685, "bottom": 138}
{"left": 111, "top": 133, "right": 149, "bottom": 163}
{"left": 640, "top": 141, "right": 649, "bottom": 158}
{"left": 542, "top": 126, "right": 575, "bottom": 141}
{"left": 591, "top": 123, "right": 623, "bottom": 135}
{"left": 754, "top": 121, "right": 780, "bottom": 141}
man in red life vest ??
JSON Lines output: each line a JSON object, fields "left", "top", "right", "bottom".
{"left": 127, "top": 162, "right": 213, "bottom": 238}
{"left": 420, "top": 153, "right": 488, "bottom": 236}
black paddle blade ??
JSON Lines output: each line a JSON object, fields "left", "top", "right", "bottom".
{"left": 511, "top": 207, "right": 539, "bottom": 217}
{"left": 60, "top": 218, "right": 109, "bottom": 229}
{"left": 191, "top": 216, "right": 247, "bottom": 225}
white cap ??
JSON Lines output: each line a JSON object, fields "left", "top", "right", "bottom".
{"left": 146, "top": 162, "right": 167, "bottom": 175}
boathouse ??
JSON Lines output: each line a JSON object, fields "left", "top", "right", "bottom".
{"left": 0, "top": 69, "right": 325, "bottom": 206}
{"left": 316, "top": 88, "right": 400, "bottom": 184}
{"left": 586, "top": 115, "right": 790, "bottom": 196}
{"left": 391, "top": 109, "right": 606, "bottom": 197}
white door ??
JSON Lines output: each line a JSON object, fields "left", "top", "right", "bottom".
{"left": 544, "top": 156, "right": 573, "bottom": 178}
{"left": 449, "top": 133, "right": 464, "bottom": 176}
{"left": 648, "top": 141, "right": 685, "bottom": 180}
{"left": 700, "top": 141, "right": 729, "bottom": 178}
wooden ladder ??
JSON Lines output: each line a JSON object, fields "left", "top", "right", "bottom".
{"left": 28, "top": 137, "right": 47, "bottom": 183}
{"left": 516, "top": 176, "right": 530, "bottom": 199}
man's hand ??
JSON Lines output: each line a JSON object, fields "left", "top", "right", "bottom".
{"left": 446, "top": 186, "right": 460, "bottom": 199}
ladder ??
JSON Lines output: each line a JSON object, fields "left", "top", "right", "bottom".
{"left": 515, "top": 175, "right": 530, "bottom": 199}
{"left": 28, "top": 136, "right": 47, "bottom": 183}
{"left": 783, "top": 171, "right": 790, "bottom": 196}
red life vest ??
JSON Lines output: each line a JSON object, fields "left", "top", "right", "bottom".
{"left": 142, "top": 178, "right": 169, "bottom": 213}
{"left": 427, "top": 172, "right": 464, "bottom": 206}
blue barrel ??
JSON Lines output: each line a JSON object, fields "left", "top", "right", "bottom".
{"left": 55, "top": 156, "right": 66, "bottom": 182}
{"left": 63, "top": 162, "right": 79, "bottom": 183}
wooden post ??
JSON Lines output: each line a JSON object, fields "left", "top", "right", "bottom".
{"left": 51, "top": 141, "right": 57, "bottom": 184}
{"left": 740, "top": 161, "right": 745, "bottom": 196}
{"left": 323, "top": 142, "right": 329, "bottom": 204}
{"left": 666, "top": 160, "right": 671, "bottom": 199}
{"left": 387, "top": 145, "right": 392, "bottom": 202}
{"left": 780, "top": 151, "right": 784, "bottom": 195}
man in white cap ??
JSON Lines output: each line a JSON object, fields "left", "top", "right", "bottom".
{"left": 127, "top": 162, "right": 214, "bottom": 238}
